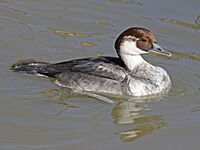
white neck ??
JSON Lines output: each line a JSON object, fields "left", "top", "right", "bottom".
{"left": 120, "top": 53, "right": 147, "bottom": 71}
{"left": 118, "top": 40, "right": 149, "bottom": 71}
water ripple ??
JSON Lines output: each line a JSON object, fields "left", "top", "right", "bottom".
{"left": 160, "top": 15, "right": 200, "bottom": 30}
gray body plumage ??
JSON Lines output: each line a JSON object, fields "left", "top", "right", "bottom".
{"left": 11, "top": 56, "right": 171, "bottom": 97}
{"left": 54, "top": 57, "right": 171, "bottom": 96}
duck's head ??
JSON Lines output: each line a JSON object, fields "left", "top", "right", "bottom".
{"left": 115, "top": 27, "right": 171, "bottom": 57}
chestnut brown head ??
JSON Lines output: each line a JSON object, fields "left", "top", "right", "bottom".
{"left": 115, "top": 27, "right": 171, "bottom": 57}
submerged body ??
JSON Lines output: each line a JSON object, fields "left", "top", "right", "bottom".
{"left": 11, "top": 27, "right": 172, "bottom": 97}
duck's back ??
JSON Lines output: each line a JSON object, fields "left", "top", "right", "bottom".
{"left": 11, "top": 56, "right": 130, "bottom": 95}
{"left": 50, "top": 57, "right": 129, "bottom": 94}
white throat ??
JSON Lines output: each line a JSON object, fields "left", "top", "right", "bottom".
{"left": 120, "top": 53, "right": 146, "bottom": 71}
{"left": 119, "top": 40, "right": 148, "bottom": 71}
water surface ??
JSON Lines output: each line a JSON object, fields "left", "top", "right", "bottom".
{"left": 0, "top": 0, "right": 200, "bottom": 149}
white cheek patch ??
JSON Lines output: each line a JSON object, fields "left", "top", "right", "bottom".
{"left": 120, "top": 40, "right": 147, "bottom": 55}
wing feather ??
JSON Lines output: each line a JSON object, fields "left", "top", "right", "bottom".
{"left": 44, "top": 57, "right": 127, "bottom": 81}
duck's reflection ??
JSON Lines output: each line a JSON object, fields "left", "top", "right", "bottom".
{"left": 37, "top": 87, "right": 81, "bottom": 111}
{"left": 37, "top": 88, "right": 167, "bottom": 142}
{"left": 112, "top": 98, "right": 167, "bottom": 142}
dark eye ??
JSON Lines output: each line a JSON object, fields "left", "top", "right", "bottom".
{"left": 141, "top": 38, "right": 147, "bottom": 42}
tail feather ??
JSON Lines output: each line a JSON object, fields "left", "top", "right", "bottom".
{"left": 10, "top": 60, "right": 50, "bottom": 76}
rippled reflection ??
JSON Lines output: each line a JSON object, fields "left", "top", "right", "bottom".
{"left": 160, "top": 15, "right": 200, "bottom": 30}
{"left": 80, "top": 41, "right": 97, "bottom": 47}
{"left": 150, "top": 50, "right": 200, "bottom": 62}
{"left": 37, "top": 87, "right": 81, "bottom": 112}
{"left": 49, "top": 27, "right": 90, "bottom": 38}
{"left": 192, "top": 105, "right": 200, "bottom": 112}
{"left": 112, "top": 97, "right": 167, "bottom": 142}
{"left": 170, "top": 50, "right": 200, "bottom": 62}
{"left": 38, "top": 87, "right": 167, "bottom": 142}
{"left": 107, "top": 0, "right": 142, "bottom": 5}
{"left": 118, "top": 115, "right": 166, "bottom": 142}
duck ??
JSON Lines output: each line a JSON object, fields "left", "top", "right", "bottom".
{"left": 11, "top": 27, "right": 172, "bottom": 99}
